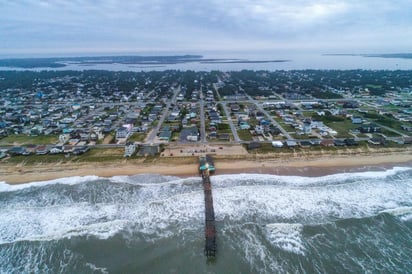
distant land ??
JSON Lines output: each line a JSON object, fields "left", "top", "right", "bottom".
{"left": 324, "top": 53, "right": 412, "bottom": 59}
{"left": 0, "top": 55, "right": 290, "bottom": 69}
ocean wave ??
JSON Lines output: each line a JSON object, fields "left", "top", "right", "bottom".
{"left": 211, "top": 166, "right": 412, "bottom": 188}
{"left": 265, "top": 223, "right": 305, "bottom": 255}
{"left": 0, "top": 175, "right": 100, "bottom": 192}
{"left": 1, "top": 166, "right": 409, "bottom": 192}
{"left": 381, "top": 206, "right": 412, "bottom": 222}
{"left": 0, "top": 219, "right": 129, "bottom": 245}
{"left": 110, "top": 175, "right": 201, "bottom": 187}
{"left": 213, "top": 167, "right": 412, "bottom": 224}
{"left": 1, "top": 167, "right": 411, "bottom": 247}
{"left": 0, "top": 184, "right": 205, "bottom": 244}
{"left": 110, "top": 174, "right": 182, "bottom": 185}
{"left": 85, "top": 263, "right": 109, "bottom": 274}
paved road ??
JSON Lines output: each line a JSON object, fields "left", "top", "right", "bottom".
{"left": 213, "top": 82, "right": 241, "bottom": 142}
{"left": 212, "top": 83, "right": 223, "bottom": 101}
{"left": 219, "top": 102, "right": 241, "bottom": 143}
{"left": 199, "top": 85, "right": 207, "bottom": 143}
{"left": 374, "top": 122, "right": 409, "bottom": 138}
{"left": 146, "top": 86, "right": 180, "bottom": 143}
{"left": 246, "top": 95, "right": 293, "bottom": 140}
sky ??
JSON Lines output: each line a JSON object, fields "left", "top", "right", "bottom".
{"left": 1, "top": 0, "right": 412, "bottom": 56}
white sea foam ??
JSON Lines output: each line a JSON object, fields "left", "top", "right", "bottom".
{"left": 0, "top": 181, "right": 205, "bottom": 244}
{"left": 0, "top": 175, "right": 100, "bottom": 192}
{"left": 0, "top": 243, "right": 80, "bottom": 274}
{"left": 110, "top": 175, "right": 200, "bottom": 187}
{"left": 265, "top": 223, "right": 305, "bottom": 255}
{"left": 381, "top": 206, "right": 412, "bottom": 222}
{"left": 85, "top": 263, "right": 109, "bottom": 274}
{"left": 1, "top": 167, "right": 411, "bottom": 248}
{"left": 222, "top": 222, "right": 282, "bottom": 273}
{"left": 213, "top": 167, "right": 412, "bottom": 224}
{"left": 110, "top": 174, "right": 182, "bottom": 185}
{"left": 211, "top": 166, "right": 412, "bottom": 188}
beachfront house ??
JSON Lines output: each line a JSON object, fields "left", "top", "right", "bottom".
{"left": 159, "top": 131, "right": 172, "bottom": 141}
{"left": 285, "top": 140, "right": 298, "bottom": 148}
{"left": 359, "top": 124, "right": 381, "bottom": 133}
{"left": 36, "top": 145, "right": 49, "bottom": 155}
{"left": 124, "top": 142, "right": 136, "bottom": 157}
{"left": 272, "top": 141, "right": 284, "bottom": 148}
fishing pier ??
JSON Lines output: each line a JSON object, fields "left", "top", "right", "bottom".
{"left": 199, "top": 155, "right": 217, "bottom": 258}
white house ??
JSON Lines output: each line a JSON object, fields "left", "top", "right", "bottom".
{"left": 124, "top": 142, "right": 136, "bottom": 157}
{"left": 255, "top": 125, "right": 264, "bottom": 135}
{"left": 272, "top": 141, "right": 284, "bottom": 148}
{"left": 59, "top": 134, "right": 70, "bottom": 144}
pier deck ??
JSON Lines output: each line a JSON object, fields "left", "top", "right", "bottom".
{"left": 200, "top": 156, "right": 217, "bottom": 258}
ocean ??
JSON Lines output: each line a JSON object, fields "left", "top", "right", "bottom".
{"left": 1, "top": 168, "right": 412, "bottom": 273}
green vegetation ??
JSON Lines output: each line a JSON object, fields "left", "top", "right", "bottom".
{"left": 247, "top": 143, "right": 298, "bottom": 154}
{"left": 73, "top": 148, "right": 125, "bottom": 162}
{"left": 237, "top": 130, "right": 253, "bottom": 141}
{"left": 380, "top": 129, "right": 401, "bottom": 137}
{"left": 323, "top": 119, "right": 357, "bottom": 138}
{"left": 217, "top": 128, "right": 233, "bottom": 134}
{"left": 171, "top": 131, "right": 180, "bottom": 141}
{"left": 290, "top": 134, "right": 319, "bottom": 139}
{"left": 217, "top": 123, "right": 230, "bottom": 130}
{"left": 5, "top": 154, "right": 67, "bottom": 164}
{"left": 0, "top": 135, "right": 59, "bottom": 146}
{"left": 362, "top": 111, "right": 404, "bottom": 131}
{"left": 128, "top": 133, "right": 146, "bottom": 142}
{"left": 276, "top": 122, "right": 295, "bottom": 133}
{"left": 313, "top": 112, "right": 345, "bottom": 123}
{"left": 312, "top": 90, "right": 343, "bottom": 99}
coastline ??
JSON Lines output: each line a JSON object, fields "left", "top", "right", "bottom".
{"left": 2, "top": 152, "right": 412, "bottom": 185}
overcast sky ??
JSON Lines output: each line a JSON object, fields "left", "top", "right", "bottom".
{"left": 1, "top": 0, "right": 411, "bottom": 56}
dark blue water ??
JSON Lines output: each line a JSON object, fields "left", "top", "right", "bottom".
{"left": 1, "top": 168, "right": 412, "bottom": 273}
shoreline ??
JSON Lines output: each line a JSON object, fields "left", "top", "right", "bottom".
{"left": 2, "top": 152, "right": 412, "bottom": 185}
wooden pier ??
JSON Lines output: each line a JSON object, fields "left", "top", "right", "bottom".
{"left": 200, "top": 156, "right": 217, "bottom": 258}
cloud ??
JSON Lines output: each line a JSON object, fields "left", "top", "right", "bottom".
{"left": 0, "top": 0, "right": 411, "bottom": 55}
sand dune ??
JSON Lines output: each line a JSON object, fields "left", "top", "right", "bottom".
{"left": 2, "top": 150, "right": 412, "bottom": 184}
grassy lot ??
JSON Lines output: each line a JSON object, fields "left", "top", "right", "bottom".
{"left": 324, "top": 119, "right": 358, "bottom": 138}
{"left": 128, "top": 133, "right": 146, "bottom": 142}
{"left": 247, "top": 118, "right": 259, "bottom": 127}
{"left": 302, "top": 111, "right": 316, "bottom": 117}
{"left": 0, "top": 134, "right": 59, "bottom": 146}
{"left": 278, "top": 123, "right": 296, "bottom": 133}
{"left": 3, "top": 147, "right": 128, "bottom": 164}
{"left": 5, "top": 154, "right": 67, "bottom": 164}
{"left": 237, "top": 130, "right": 253, "bottom": 141}
{"left": 247, "top": 143, "right": 299, "bottom": 154}
{"left": 170, "top": 131, "right": 180, "bottom": 142}
{"left": 360, "top": 111, "right": 404, "bottom": 130}
{"left": 290, "top": 133, "right": 319, "bottom": 140}
{"left": 218, "top": 129, "right": 233, "bottom": 134}
{"left": 380, "top": 129, "right": 402, "bottom": 137}
{"left": 71, "top": 147, "right": 126, "bottom": 162}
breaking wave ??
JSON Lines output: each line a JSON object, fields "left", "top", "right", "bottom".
{"left": 0, "top": 167, "right": 411, "bottom": 273}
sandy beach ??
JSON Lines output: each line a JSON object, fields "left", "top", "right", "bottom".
{"left": 2, "top": 150, "right": 412, "bottom": 184}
